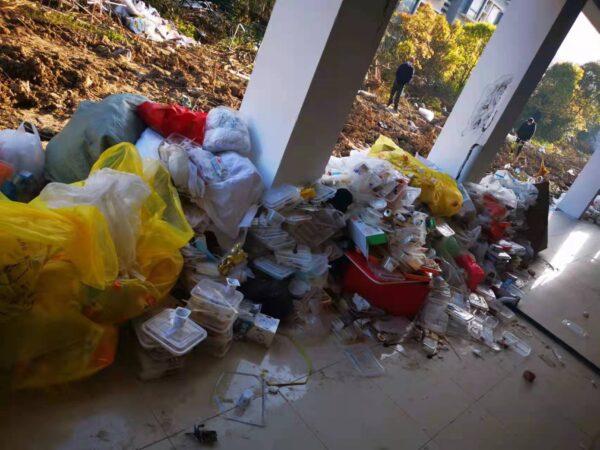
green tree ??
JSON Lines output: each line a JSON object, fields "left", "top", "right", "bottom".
{"left": 448, "top": 22, "right": 495, "bottom": 92}
{"left": 375, "top": 4, "right": 494, "bottom": 105}
{"left": 521, "top": 63, "right": 584, "bottom": 142}
{"left": 573, "top": 61, "right": 600, "bottom": 152}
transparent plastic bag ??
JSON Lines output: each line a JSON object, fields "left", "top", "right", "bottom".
{"left": 0, "top": 142, "right": 192, "bottom": 389}
{"left": 38, "top": 168, "right": 151, "bottom": 274}
{"left": 0, "top": 122, "right": 44, "bottom": 181}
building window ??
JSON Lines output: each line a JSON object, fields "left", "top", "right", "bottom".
{"left": 486, "top": 5, "right": 503, "bottom": 24}
{"left": 463, "top": 0, "right": 486, "bottom": 20}
{"left": 399, "top": 0, "right": 422, "bottom": 14}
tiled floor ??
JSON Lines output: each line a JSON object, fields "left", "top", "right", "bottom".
{"left": 519, "top": 210, "right": 600, "bottom": 367}
{"left": 1, "top": 311, "right": 599, "bottom": 450}
{"left": 1, "top": 213, "right": 599, "bottom": 450}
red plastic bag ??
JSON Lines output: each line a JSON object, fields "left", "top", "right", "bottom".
{"left": 488, "top": 221, "right": 510, "bottom": 242}
{"left": 137, "top": 102, "right": 208, "bottom": 143}
{"left": 482, "top": 193, "right": 507, "bottom": 220}
{"left": 454, "top": 253, "right": 485, "bottom": 291}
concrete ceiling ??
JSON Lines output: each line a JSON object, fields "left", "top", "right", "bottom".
{"left": 585, "top": 0, "right": 600, "bottom": 33}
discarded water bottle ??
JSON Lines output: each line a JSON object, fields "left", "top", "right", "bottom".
{"left": 562, "top": 319, "right": 589, "bottom": 338}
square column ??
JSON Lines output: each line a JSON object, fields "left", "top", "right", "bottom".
{"left": 558, "top": 145, "right": 600, "bottom": 219}
{"left": 427, "top": 0, "right": 587, "bottom": 182}
{"left": 240, "top": 0, "right": 398, "bottom": 188}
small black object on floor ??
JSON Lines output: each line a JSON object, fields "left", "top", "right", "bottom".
{"left": 186, "top": 424, "right": 218, "bottom": 446}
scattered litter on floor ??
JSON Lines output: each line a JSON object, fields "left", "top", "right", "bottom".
{"left": 90, "top": 0, "right": 197, "bottom": 46}
{"left": 1, "top": 90, "right": 557, "bottom": 396}
{"left": 562, "top": 319, "right": 589, "bottom": 338}
{"left": 522, "top": 369, "right": 536, "bottom": 383}
{"left": 214, "top": 371, "right": 266, "bottom": 428}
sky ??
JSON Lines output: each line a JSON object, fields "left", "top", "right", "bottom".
{"left": 552, "top": 14, "right": 600, "bottom": 65}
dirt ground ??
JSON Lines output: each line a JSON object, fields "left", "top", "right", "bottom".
{"left": 0, "top": 0, "right": 250, "bottom": 139}
{"left": 0, "top": 0, "right": 588, "bottom": 197}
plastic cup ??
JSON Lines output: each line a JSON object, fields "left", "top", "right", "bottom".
{"left": 173, "top": 307, "right": 191, "bottom": 330}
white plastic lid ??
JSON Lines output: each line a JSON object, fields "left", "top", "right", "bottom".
{"left": 312, "top": 183, "right": 337, "bottom": 203}
{"left": 253, "top": 257, "right": 296, "bottom": 280}
{"left": 262, "top": 184, "right": 301, "bottom": 209}
{"left": 142, "top": 308, "right": 207, "bottom": 356}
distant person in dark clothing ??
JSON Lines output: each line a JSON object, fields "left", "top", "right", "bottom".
{"left": 514, "top": 117, "right": 537, "bottom": 158}
{"left": 387, "top": 60, "right": 414, "bottom": 111}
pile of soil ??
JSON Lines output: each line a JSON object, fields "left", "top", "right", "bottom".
{"left": 0, "top": 0, "right": 250, "bottom": 139}
{"left": 333, "top": 91, "right": 445, "bottom": 157}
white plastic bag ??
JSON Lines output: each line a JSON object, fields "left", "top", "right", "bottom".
{"left": 0, "top": 122, "right": 44, "bottom": 180}
{"left": 39, "top": 168, "right": 151, "bottom": 274}
{"left": 418, "top": 107, "right": 434, "bottom": 122}
{"left": 203, "top": 106, "right": 251, "bottom": 156}
{"left": 190, "top": 150, "right": 264, "bottom": 238}
{"left": 135, "top": 128, "right": 163, "bottom": 160}
{"left": 483, "top": 170, "right": 538, "bottom": 210}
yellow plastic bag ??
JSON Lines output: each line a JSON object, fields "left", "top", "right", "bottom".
{"left": 0, "top": 143, "right": 192, "bottom": 389}
{"left": 370, "top": 135, "right": 463, "bottom": 217}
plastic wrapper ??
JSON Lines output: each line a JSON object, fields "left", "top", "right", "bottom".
{"left": 369, "top": 135, "right": 463, "bottom": 217}
{"left": 0, "top": 142, "right": 193, "bottom": 389}
{"left": 480, "top": 170, "right": 538, "bottom": 210}
{"left": 38, "top": 168, "right": 151, "bottom": 274}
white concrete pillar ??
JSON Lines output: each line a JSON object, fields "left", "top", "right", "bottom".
{"left": 427, "top": 0, "right": 588, "bottom": 182}
{"left": 558, "top": 147, "right": 600, "bottom": 219}
{"left": 240, "top": 0, "right": 398, "bottom": 188}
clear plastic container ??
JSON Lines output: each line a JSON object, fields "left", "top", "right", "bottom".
{"left": 191, "top": 278, "right": 244, "bottom": 309}
{"left": 253, "top": 256, "right": 296, "bottom": 280}
{"left": 189, "top": 308, "right": 236, "bottom": 334}
{"left": 202, "top": 335, "right": 233, "bottom": 358}
{"left": 488, "top": 299, "right": 516, "bottom": 322}
{"left": 262, "top": 184, "right": 301, "bottom": 210}
{"left": 504, "top": 283, "right": 525, "bottom": 300}
{"left": 251, "top": 227, "right": 296, "bottom": 250}
{"left": 275, "top": 245, "right": 313, "bottom": 271}
{"left": 344, "top": 344, "right": 385, "bottom": 377}
{"left": 446, "top": 303, "right": 474, "bottom": 325}
{"left": 501, "top": 331, "right": 531, "bottom": 357}
{"left": 562, "top": 319, "right": 589, "bottom": 338}
{"left": 142, "top": 308, "right": 207, "bottom": 356}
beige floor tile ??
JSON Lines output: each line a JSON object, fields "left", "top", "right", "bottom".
{"left": 431, "top": 403, "right": 517, "bottom": 450}
{"left": 280, "top": 359, "right": 431, "bottom": 450}
{"left": 372, "top": 343, "right": 474, "bottom": 437}
{"left": 0, "top": 360, "right": 164, "bottom": 450}
{"left": 477, "top": 356, "right": 593, "bottom": 450}
{"left": 142, "top": 438, "right": 176, "bottom": 450}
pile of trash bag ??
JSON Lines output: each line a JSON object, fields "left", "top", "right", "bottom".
{"left": 0, "top": 143, "right": 192, "bottom": 388}
{"left": 0, "top": 90, "right": 550, "bottom": 387}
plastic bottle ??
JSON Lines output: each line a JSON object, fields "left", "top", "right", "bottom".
{"left": 562, "top": 319, "right": 589, "bottom": 338}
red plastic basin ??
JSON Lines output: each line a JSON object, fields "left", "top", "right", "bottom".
{"left": 342, "top": 250, "right": 430, "bottom": 318}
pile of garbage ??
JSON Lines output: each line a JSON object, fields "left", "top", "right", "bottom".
{"left": 88, "top": 0, "right": 196, "bottom": 46}
{"left": 583, "top": 194, "right": 600, "bottom": 226}
{"left": 0, "top": 92, "right": 548, "bottom": 387}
